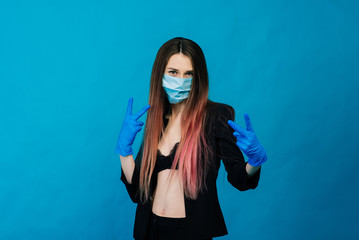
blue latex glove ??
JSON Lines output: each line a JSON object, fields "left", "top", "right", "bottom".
{"left": 228, "top": 113, "right": 267, "bottom": 167}
{"left": 115, "top": 97, "right": 150, "bottom": 156}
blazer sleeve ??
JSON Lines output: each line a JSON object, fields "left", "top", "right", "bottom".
{"left": 120, "top": 141, "right": 144, "bottom": 203}
{"left": 215, "top": 104, "right": 261, "bottom": 191}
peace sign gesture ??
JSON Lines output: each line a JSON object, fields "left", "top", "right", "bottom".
{"left": 228, "top": 113, "right": 267, "bottom": 167}
{"left": 115, "top": 97, "right": 150, "bottom": 156}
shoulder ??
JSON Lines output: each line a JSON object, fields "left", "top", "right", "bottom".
{"left": 204, "top": 101, "right": 236, "bottom": 137}
{"left": 206, "top": 100, "right": 235, "bottom": 121}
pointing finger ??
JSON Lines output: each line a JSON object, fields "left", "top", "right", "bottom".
{"left": 228, "top": 120, "right": 246, "bottom": 135}
{"left": 134, "top": 104, "right": 151, "bottom": 120}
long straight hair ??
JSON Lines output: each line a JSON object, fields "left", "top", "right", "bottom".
{"left": 139, "top": 37, "right": 213, "bottom": 202}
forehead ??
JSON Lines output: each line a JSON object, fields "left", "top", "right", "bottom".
{"left": 166, "top": 53, "right": 193, "bottom": 70}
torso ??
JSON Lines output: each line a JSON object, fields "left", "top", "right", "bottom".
{"left": 151, "top": 114, "right": 186, "bottom": 218}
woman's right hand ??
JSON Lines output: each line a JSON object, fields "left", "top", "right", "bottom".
{"left": 115, "top": 97, "right": 150, "bottom": 157}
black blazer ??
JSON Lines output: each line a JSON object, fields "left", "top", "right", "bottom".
{"left": 120, "top": 101, "right": 261, "bottom": 240}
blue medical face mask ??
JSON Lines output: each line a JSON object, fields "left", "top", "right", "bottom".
{"left": 162, "top": 74, "right": 193, "bottom": 104}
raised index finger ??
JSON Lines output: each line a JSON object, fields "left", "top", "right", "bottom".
{"left": 133, "top": 104, "right": 151, "bottom": 120}
{"left": 244, "top": 113, "right": 254, "bottom": 132}
{"left": 126, "top": 97, "right": 133, "bottom": 116}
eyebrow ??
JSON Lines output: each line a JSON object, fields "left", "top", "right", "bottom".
{"left": 166, "top": 67, "right": 193, "bottom": 72}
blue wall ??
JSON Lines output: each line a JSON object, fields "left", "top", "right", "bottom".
{"left": 1, "top": 0, "right": 358, "bottom": 239}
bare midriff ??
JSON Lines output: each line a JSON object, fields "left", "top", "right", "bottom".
{"left": 151, "top": 169, "right": 186, "bottom": 218}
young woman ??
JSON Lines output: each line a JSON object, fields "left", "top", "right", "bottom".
{"left": 115, "top": 37, "right": 267, "bottom": 240}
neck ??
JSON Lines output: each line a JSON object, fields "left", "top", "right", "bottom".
{"left": 170, "top": 101, "right": 186, "bottom": 119}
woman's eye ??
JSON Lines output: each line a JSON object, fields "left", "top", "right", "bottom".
{"left": 169, "top": 71, "right": 177, "bottom": 74}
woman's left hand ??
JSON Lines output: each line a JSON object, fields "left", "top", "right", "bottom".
{"left": 228, "top": 113, "right": 267, "bottom": 167}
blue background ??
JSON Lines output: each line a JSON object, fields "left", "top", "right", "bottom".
{"left": 1, "top": 0, "right": 359, "bottom": 239}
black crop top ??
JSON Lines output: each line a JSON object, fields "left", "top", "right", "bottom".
{"left": 155, "top": 142, "right": 180, "bottom": 172}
